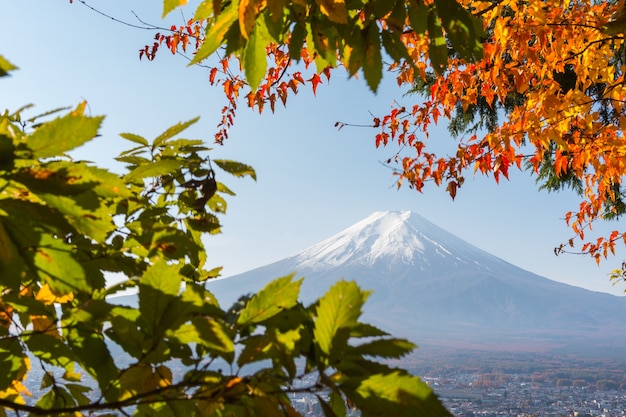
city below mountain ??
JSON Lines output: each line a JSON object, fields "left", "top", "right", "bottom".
{"left": 207, "top": 211, "right": 626, "bottom": 356}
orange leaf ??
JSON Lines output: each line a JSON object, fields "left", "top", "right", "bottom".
{"left": 308, "top": 74, "right": 322, "bottom": 95}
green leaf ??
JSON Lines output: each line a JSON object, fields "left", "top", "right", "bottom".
{"left": 115, "top": 155, "right": 151, "bottom": 166}
{"left": 28, "top": 162, "right": 132, "bottom": 199}
{"left": 180, "top": 281, "right": 222, "bottom": 313}
{"left": 363, "top": 24, "right": 383, "bottom": 92}
{"left": 407, "top": 0, "right": 429, "bottom": 34}
{"left": 33, "top": 234, "right": 91, "bottom": 294}
{"left": 351, "top": 338, "right": 416, "bottom": 359}
{"left": 0, "top": 220, "right": 27, "bottom": 290}
{"left": 435, "top": 0, "right": 484, "bottom": 61}
{"left": 138, "top": 260, "right": 183, "bottom": 334}
{"left": 169, "top": 317, "right": 234, "bottom": 358}
{"left": 65, "top": 326, "right": 119, "bottom": 400}
{"left": 314, "top": 280, "right": 369, "bottom": 356}
{"left": 166, "top": 322, "right": 201, "bottom": 345}
{"left": 264, "top": 7, "right": 285, "bottom": 41}
{"left": 38, "top": 192, "right": 114, "bottom": 242}
{"left": 66, "top": 383, "right": 92, "bottom": 406}
{"left": 350, "top": 372, "right": 452, "bottom": 417}
{"left": 427, "top": 10, "right": 448, "bottom": 75}
{"left": 189, "top": 3, "right": 238, "bottom": 65}
{"left": 349, "top": 322, "right": 389, "bottom": 338}
{"left": 288, "top": 23, "right": 306, "bottom": 62}
{"left": 0, "top": 199, "right": 73, "bottom": 240}
{"left": 237, "top": 334, "right": 273, "bottom": 366}
{"left": 24, "top": 106, "right": 69, "bottom": 123}
{"left": 24, "top": 333, "right": 75, "bottom": 369}
{"left": 381, "top": 31, "right": 411, "bottom": 67}
{"left": 346, "top": 26, "right": 366, "bottom": 77}
{"left": 186, "top": 214, "right": 222, "bottom": 233}
{"left": 0, "top": 55, "right": 18, "bottom": 77}
{"left": 194, "top": 0, "right": 215, "bottom": 19}
{"left": 242, "top": 395, "right": 285, "bottom": 417}
{"left": 318, "top": 393, "right": 344, "bottom": 417}
{"left": 163, "top": 0, "right": 187, "bottom": 18}
{"left": 329, "top": 390, "right": 347, "bottom": 417}
{"left": 35, "top": 386, "right": 76, "bottom": 411}
{"left": 0, "top": 133, "right": 15, "bottom": 169}
{"left": 243, "top": 19, "right": 271, "bottom": 90}
{"left": 120, "top": 132, "right": 149, "bottom": 146}
{"left": 310, "top": 19, "right": 337, "bottom": 67}
{"left": 149, "top": 227, "right": 203, "bottom": 265}
{"left": 0, "top": 338, "right": 25, "bottom": 390}
{"left": 27, "top": 103, "right": 103, "bottom": 159}
{"left": 159, "top": 138, "right": 207, "bottom": 155}
{"left": 238, "top": 274, "right": 302, "bottom": 326}
{"left": 213, "top": 159, "right": 257, "bottom": 180}
{"left": 41, "top": 372, "right": 55, "bottom": 390}
{"left": 372, "top": 0, "right": 398, "bottom": 18}
{"left": 124, "top": 159, "right": 183, "bottom": 183}
{"left": 153, "top": 117, "right": 199, "bottom": 147}
{"left": 107, "top": 309, "right": 145, "bottom": 359}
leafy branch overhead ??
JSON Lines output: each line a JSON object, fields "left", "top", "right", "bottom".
{"left": 144, "top": 0, "right": 626, "bottom": 268}
{"left": 168, "top": 0, "right": 483, "bottom": 92}
{"left": 0, "top": 54, "right": 449, "bottom": 416}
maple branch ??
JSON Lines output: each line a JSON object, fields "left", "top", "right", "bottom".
{"left": 76, "top": 0, "right": 168, "bottom": 31}
{"left": 545, "top": 21, "right": 608, "bottom": 31}
{"left": 473, "top": 1, "right": 504, "bottom": 17}
{"left": 335, "top": 121, "right": 377, "bottom": 129}
{"left": 564, "top": 36, "right": 623, "bottom": 61}
{"left": 131, "top": 11, "right": 167, "bottom": 30}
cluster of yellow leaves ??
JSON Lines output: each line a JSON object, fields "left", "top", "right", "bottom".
{"left": 379, "top": 0, "right": 626, "bottom": 263}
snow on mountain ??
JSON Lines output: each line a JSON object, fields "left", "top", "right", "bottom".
{"left": 207, "top": 210, "right": 626, "bottom": 354}
{"left": 291, "top": 210, "right": 513, "bottom": 276}
{"left": 295, "top": 211, "right": 426, "bottom": 268}
{"left": 296, "top": 211, "right": 436, "bottom": 269}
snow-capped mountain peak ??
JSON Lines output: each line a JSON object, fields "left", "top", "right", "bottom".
{"left": 294, "top": 210, "right": 465, "bottom": 270}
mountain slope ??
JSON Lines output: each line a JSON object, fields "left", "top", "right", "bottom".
{"left": 207, "top": 211, "right": 626, "bottom": 353}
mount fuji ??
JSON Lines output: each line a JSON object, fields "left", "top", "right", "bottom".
{"left": 208, "top": 211, "right": 626, "bottom": 354}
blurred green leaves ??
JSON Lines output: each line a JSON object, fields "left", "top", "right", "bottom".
{"left": 0, "top": 48, "right": 448, "bottom": 416}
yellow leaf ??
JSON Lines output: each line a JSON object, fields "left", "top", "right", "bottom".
{"left": 315, "top": 0, "right": 348, "bottom": 24}
{"left": 12, "top": 380, "right": 31, "bottom": 398}
{"left": 35, "top": 284, "right": 74, "bottom": 305}
{"left": 239, "top": 0, "right": 266, "bottom": 39}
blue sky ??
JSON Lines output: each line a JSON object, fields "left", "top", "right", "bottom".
{"left": 3, "top": 1, "right": 625, "bottom": 295}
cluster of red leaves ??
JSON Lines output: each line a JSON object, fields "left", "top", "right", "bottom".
{"left": 144, "top": 20, "right": 330, "bottom": 144}
{"left": 140, "top": 20, "right": 203, "bottom": 61}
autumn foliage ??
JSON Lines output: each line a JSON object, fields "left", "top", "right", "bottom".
{"left": 2, "top": 0, "right": 624, "bottom": 413}
{"left": 0, "top": 1, "right": 466, "bottom": 414}
{"left": 148, "top": 0, "right": 626, "bottom": 268}
{"left": 385, "top": 0, "right": 626, "bottom": 265}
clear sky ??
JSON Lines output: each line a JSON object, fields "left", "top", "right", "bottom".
{"left": 3, "top": 1, "right": 626, "bottom": 296}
